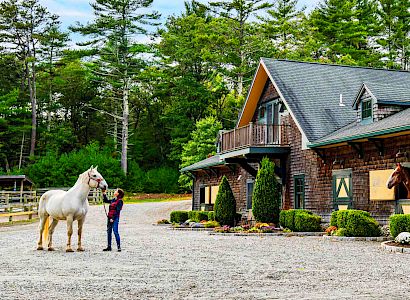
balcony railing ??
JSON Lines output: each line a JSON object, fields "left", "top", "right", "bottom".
{"left": 219, "top": 123, "right": 288, "bottom": 153}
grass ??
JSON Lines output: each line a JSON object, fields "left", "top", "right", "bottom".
{"left": 123, "top": 197, "right": 191, "bottom": 204}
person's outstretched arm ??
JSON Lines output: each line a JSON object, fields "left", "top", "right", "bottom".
{"left": 102, "top": 193, "right": 111, "bottom": 203}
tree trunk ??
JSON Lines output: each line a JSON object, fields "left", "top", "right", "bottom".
{"left": 121, "top": 78, "right": 129, "bottom": 174}
{"left": 28, "top": 62, "right": 36, "bottom": 157}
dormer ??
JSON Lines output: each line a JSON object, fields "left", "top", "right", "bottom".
{"left": 353, "top": 82, "right": 410, "bottom": 125}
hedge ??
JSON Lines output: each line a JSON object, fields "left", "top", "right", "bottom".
{"left": 188, "top": 211, "right": 209, "bottom": 222}
{"left": 208, "top": 211, "right": 215, "bottom": 221}
{"left": 390, "top": 214, "right": 410, "bottom": 238}
{"left": 279, "top": 209, "right": 321, "bottom": 232}
{"left": 170, "top": 211, "right": 189, "bottom": 223}
{"left": 331, "top": 210, "right": 380, "bottom": 237}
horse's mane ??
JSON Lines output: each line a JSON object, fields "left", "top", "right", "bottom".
{"left": 75, "top": 170, "right": 90, "bottom": 185}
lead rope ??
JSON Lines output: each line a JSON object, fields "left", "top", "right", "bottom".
{"left": 102, "top": 191, "right": 108, "bottom": 217}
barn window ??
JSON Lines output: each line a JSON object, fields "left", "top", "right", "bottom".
{"left": 246, "top": 180, "right": 254, "bottom": 209}
{"left": 294, "top": 175, "right": 305, "bottom": 209}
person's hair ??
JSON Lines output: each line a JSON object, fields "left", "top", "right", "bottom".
{"left": 116, "top": 188, "right": 125, "bottom": 199}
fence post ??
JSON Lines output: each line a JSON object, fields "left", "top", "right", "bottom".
{"left": 5, "top": 194, "right": 12, "bottom": 222}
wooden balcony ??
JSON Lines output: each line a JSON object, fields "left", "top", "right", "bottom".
{"left": 219, "top": 123, "right": 289, "bottom": 153}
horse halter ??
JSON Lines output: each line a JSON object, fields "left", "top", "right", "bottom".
{"left": 87, "top": 171, "right": 102, "bottom": 188}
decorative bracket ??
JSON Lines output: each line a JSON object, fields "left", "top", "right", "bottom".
{"left": 368, "top": 138, "right": 384, "bottom": 156}
{"left": 348, "top": 142, "right": 363, "bottom": 158}
{"left": 314, "top": 149, "right": 326, "bottom": 163}
{"left": 225, "top": 158, "right": 257, "bottom": 177}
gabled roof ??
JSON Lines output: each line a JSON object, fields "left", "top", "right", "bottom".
{"left": 238, "top": 59, "right": 410, "bottom": 142}
{"left": 0, "top": 175, "right": 34, "bottom": 185}
{"left": 309, "top": 108, "right": 410, "bottom": 148}
{"left": 180, "top": 155, "right": 225, "bottom": 173}
{"left": 353, "top": 82, "right": 410, "bottom": 109}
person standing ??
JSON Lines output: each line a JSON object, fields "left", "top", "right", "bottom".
{"left": 103, "top": 188, "right": 124, "bottom": 252}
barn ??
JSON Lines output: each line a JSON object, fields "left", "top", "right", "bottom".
{"left": 181, "top": 59, "right": 410, "bottom": 224}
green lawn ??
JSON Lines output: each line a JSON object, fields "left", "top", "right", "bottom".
{"left": 123, "top": 197, "right": 190, "bottom": 204}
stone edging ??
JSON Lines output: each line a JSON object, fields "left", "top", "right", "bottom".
{"left": 151, "top": 223, "right": 172, "bottom": 227}
{"left": 209, "top": 232, "right": 324, "bottom": 237}
{"left": 381, "top": 241, "right": 410, "bottom": 253}
{"left": 323, "top": 235, "right": 389, "bottom": 242}
{"left": 169, "top": 227, "right": 214, "bottom": 231}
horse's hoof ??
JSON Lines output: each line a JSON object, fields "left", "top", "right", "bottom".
{"left": 77, "top": 247, "right": 85, "bottom": 252}
{"left": 47, "top": 247, "right": 55, "bottom": 251}
{"left": 66, "top": 248, "right": 74, "bottom": 253}
{"left": 37, "top": 246, "right": 43, "bottom": 251}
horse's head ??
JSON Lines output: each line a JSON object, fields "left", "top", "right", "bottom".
{"left": 387, "top": 163, "right": 404, "bottom": 189}
{"left": 87, "top": 166, "right": 108, "bottom": 190}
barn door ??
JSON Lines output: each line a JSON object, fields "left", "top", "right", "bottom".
{"left": 332, "top": 169, "right": 353, "bottom": 210}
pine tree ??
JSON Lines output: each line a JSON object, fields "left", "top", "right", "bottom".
{"left": 378, "top": 0, "right": 410, "bottom": 69}
{"left": 0, "top": 0, "right": 51, "bottom": 156}
{"left": 259, "top": 0, "right": 305, "bottom": 58}
{"left": 252, "top": 157, "right": 281, "bottom": 224}
{"left": 309, "top": 0, "right": 379, "bottom": 65}
{"left": 207, "top": 0, "right": 272, "bottom": 95}
{"left": 71, "top": 0, "right": 160, "bottom": 174}
{"left": 214, "top": 176, "right": 236, "bottom": 226}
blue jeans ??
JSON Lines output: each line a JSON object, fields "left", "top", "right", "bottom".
{"left": 107, "top": 218, "right": 120, "bottom": 249}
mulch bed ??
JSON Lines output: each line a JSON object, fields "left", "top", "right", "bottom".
{"left": 385, "top": 241, "right": 410, "bottom": 248}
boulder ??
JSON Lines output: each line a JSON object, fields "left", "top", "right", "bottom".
{"left": 395, "top": 232, "right": 410, "bottom": 244}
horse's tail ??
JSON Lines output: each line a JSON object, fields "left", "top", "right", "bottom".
{"left": 38, "top": 192, "right": 49, "bottom": 217}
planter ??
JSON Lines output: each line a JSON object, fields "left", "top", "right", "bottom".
{"left": 323, "top": 235, "right": 389, "bottom": 242}
{"left": 381, "top": 241, "right": 410, "bottom": 253}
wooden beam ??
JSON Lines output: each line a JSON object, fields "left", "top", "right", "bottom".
{"left": 348, "top": 142, "right": 364, "bottom": 158}
{"left": 368, "top": 138, "right": 384, "bottom": 156}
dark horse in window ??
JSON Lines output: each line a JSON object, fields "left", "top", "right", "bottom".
{"left": 387, "top": 163, "right": 410, "bottom": 199}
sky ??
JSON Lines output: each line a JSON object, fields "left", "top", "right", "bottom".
{"left": 39, "top": 0, "right": 322, "bottom": 44}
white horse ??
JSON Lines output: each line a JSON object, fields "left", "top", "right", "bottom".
{"left": 37, "top": 166, "right": 108, "bottom": 252}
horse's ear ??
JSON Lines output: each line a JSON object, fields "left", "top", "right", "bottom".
{"left": 94, "top": 166, "right": 98, "bottom": 171}
{"left": 397, "top": 163, "right": 402, "bottom": 169}
{"left": 90, "top": 165, "right": 94, "bottom": 170}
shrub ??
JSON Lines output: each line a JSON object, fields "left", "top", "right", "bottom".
{"left": 294, "top": 211, "right": 322, "bottom": 232}
{"left": 335, "top": 228, "right": 347, "bottom": 236}
{"left": 330, "top": 211, "right": 338, "bottom": 227}
{"left": 280, "top": 209, "right": 320, "bottom": 232}
{"left": 156, "top": 219, "right": 170, "bottom": 224}
{"left": 214, "top": 176, "right": 236, "bottom": 226}
{"left": 188, "top": 211, "right": 209, "bottom": 222}
{"left": 279, "top": 209, "right": 296, "bottom": 230}
{"left": 170, "top": 211, "right": 189, "bottom": 223}
{"left": 389, "top": 214, "right": 410, "bottom": 238}
{"left": 252, "top": 158, "right": 281, "bottom": 223}
{"left": 208, "top": 211, "right": 215, "bottom": 221}
{"left": 331, "top": 210, "right": 380, "bottom": 237}
{"left": 204, "top": 220, "right": 220, "bottom": 228}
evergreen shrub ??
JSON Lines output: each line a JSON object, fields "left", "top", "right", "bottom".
{"left": 331, "top": 210, "right": 380, "bottom": 237}
{"left": 280, "top": 209, "right": 321, "bottom": 232}
{"left": 252, "top": 158, "right": 281, "bottom": 223}
{"left": 389, "top": 214, "right": 410, "bottom": 238}
{"left": 214, "top": 176, "right": 236, "bottom": 226}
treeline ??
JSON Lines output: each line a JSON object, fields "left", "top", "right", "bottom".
{"left": 0, "top": 0, "right": 408, "bottom": 192}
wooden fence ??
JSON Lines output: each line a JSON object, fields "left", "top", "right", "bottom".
{"left": 0, "top": 188, "right": 115, "bottom": 221}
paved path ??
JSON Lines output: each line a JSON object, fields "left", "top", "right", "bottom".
{"left": 1, "top": 201, "right": 410, "bottom": 300}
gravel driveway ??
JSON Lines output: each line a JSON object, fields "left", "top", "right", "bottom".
{"left": 1, "top": 200, "right": 410, "bottom": 300}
